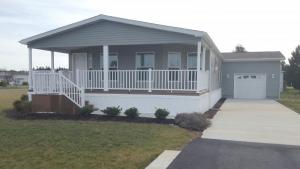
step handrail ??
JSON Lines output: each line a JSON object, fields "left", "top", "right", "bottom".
{"left": 59, "top": 71, "right": 85, "bottom": 107}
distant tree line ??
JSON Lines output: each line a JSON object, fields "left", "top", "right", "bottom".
{"left": 283, "top": 45, "right": 300, "bottom": 90}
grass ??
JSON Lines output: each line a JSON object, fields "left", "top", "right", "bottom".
{"left": 279, "top": 87, "right": 300, "bottom": 114}
{"left": 0, "top": 88, "right": 197, "bottom": 169}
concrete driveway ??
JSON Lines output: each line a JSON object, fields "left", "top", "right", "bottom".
{"left": 202, "top": 99, "right": 300, "bottom": 146}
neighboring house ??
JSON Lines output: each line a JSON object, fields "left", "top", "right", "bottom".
{"left": 19, "top": 15, "right": 284, "bottom": 116}
{"left": 11, "top": 73, "right": 28, "bottom": 85}
{"left": 0, "top": 71, "right": 28, "bottom": 85}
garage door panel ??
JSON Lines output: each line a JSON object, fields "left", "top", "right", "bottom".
{"left": 234, "top": 74, "right": 266, "bottom": 99}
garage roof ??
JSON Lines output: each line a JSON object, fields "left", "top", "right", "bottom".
{"left": 222, "top": 51, "right": 285, "bottom": 62}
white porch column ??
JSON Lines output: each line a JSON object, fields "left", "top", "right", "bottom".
{"left": 202, "top": 46, "right": 206, "bottom": 71}
{"left": 196, "top": 41, "right": 202, "bottom": 93}
{"left": 28, "top": 47, "right": 33, "bottom": 90}
{"left": 51, "top": 51, "right": 55, "bottom": 72}
{"left": 103, "top": 45, "right": 109, "bottom": 91}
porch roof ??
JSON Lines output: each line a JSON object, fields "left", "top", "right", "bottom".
{"left": 19, "top": 14, "right": 221, "bottom": 57}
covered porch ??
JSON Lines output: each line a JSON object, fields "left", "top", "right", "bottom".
{"left": 29, "top": 42, "right": 210, "bottom": 96}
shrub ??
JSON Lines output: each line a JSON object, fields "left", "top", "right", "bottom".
{"left": 13, "top": 99, "right": 32, "bottom": 114}
{"left": 79, "top": 104, "right": 97, "bottom": 116}
{"left": 102, "top": 106, "right": 122, "bottom": 116}
{"left": 175, "top": 113, "right": 211, "bottom": 131}
{"left": 154, "top": 108, "right": 169, "bottom": 119}
{"left": 124, "top": 107, "right": 139, "bottom": 118}
{"left": 22, "top": 82, "right": 28, "bottom": 86}
{"left": 0, "top": 81, "right": 8, "bottom": 87}
{"left": 20, "top": 94, "right": 28, "bottom": 102}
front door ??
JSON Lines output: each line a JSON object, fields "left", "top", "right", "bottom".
{"left": 72, "top": 53, "right": 87, "bottom": 81}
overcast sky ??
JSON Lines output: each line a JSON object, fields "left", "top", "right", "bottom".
{"left": 0, "top": 0, "right": 299, "bottom": 70}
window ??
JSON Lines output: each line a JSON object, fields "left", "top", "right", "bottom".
{"left": 136, "top": 52, "right": 155, "bottom": 70}
{"left": 136, "top": 52, "right": 155, "bottom": 81}
{"left": 168, "top": 52, "right": 181, "bottom": 81}
{"left": 187, "top": 52, "right": 197, "bottom": 69}
{"left": 87, "top": 53, "right": 93, "bottom": 70}
{"left": 168, "top": 52, "right": 181, "bottom": 69}
{"left": 100, "top": 53, "right": 118, "bottom": 70}
{"left": 187, "top": 52, "right": 197, "bottom": 81}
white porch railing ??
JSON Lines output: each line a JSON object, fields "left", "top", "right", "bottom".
{"left": 77, "top": 69, "right": 209, "bottom": 92}
{"left": 32, "top": 71, "right": 85, "bottom": 107}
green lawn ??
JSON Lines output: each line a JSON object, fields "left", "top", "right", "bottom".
{"left": 0, "top": 88, "right": 197, "bottom": 169}
{"left": 279, "top": 87, "right": 300, "bottom": 114}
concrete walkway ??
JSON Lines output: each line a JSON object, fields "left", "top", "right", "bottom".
{"left": 202, "top": 99, "right": 300, "bottom": 146}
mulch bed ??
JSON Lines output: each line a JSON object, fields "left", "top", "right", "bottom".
{"left": 203, "top": 98, "right": 226, "bottom": 119}
{"left": 5, "top": 98, "right": 226, "bottom": 125}
{"left": 5, "top": 109, "right": 175, "bottom": 125}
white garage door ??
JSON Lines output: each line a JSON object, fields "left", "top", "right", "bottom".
{"left": 234, "top": 73, "right": 266, "bottom": 99}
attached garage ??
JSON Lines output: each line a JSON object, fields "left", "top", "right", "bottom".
{"left": 221, "top": 52, "right": 285, "bottom": 99}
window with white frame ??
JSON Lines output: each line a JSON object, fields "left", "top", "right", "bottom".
{"left": 187, "top": 52, "right": 197, "bottom": 69}
{"left": 135, "top": 52, "right": 155, "bottom": 81}
{"left": 168, "top": 52, "right": 181, "bottom": 69}
{"left": 136, "top": 52, "right": 155, "bottom": 70}
{"left": 100, "top": 53, "right": 118, "bottom": 70}
{"left": 168, "top": 52, "right": 181, "bottom": 81}
{"left": 87, "top": 53, "right": 93, "bottom": 70}
{"left": 187, "top": 52, "right": 197, "bottom": 81}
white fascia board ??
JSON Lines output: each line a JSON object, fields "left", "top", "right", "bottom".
{"left": 223, "top": 58, "right": 284, "bottom": 62}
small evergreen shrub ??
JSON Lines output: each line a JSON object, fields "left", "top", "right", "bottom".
{"left": 102, "top": 106, "right": 122, "bottom": 116}
{"left": 20, "top": 94, "right": 28, "bottom": 102}
{"left": 79, "top": 104, "right": 97, "bottom": 116}
{"left": 22, "top": 82, "right": 28, "bottom": 86}
{"left": 13, "top": 98, "right": 32, "bottom": 114}
{"left": 124, "top": 107, "right": 139, "bottom": 118}
{"left": 0, "top": 81, "right": 8, "bottom": 87}
{"left": 175, "top": 113, "right": 211, "bottom": 131}
{"left": 154, "top": 108, "right": 169, "bottom": 119}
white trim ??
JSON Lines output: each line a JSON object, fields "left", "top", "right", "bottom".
{"left": 51, "top": 51, "right": 55, "bottom": 72}
{"left": 103, "top": 45, "right": 109, "bottom": 91}
{"left": 28, "top": 47, "right": 33, "bottom": 90}
{"left": 224, "top": 58, "right": 284, "bottom": 62}
{"left": 135, "top": 52, "right": 156, "bottom": 69}
{"left": 167, "top": 52, "right": 181, "bottom": 69}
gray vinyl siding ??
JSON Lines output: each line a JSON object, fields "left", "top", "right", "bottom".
{"left": 210, "top": 50, "right": 222, "bottom": 90}
{"left": 222, "top": 61, "right": 281, "bottom": 99}
{"left": 29, "top": 21, "right": 199, "bottom": 49}
{"left": 70, "top": 44, "right": 197, "bottom": 70}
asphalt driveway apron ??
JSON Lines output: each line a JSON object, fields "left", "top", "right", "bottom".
{"left": 168, "top": 138, "right": 300, "bottom": 169}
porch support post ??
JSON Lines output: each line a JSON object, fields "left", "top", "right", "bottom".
{"left": 28, "top": 46, "right": 33, "bottom": 90}
{"left": 196, "top": 41, "right": 202, "bottom": 93}
{"left": 103, "top": 45, "right": 109, "bottom": 91}
{"left": 51, "top": 51, "right": 55, "bottom": 72}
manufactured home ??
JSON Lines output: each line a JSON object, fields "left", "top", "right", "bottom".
{"left": 19, "top": 15, "right": 284, "bottom": 116}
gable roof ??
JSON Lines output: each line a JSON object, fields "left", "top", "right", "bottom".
{"left": 20, "top": 14, "right": 204, "bottom": 45}
{"left": 221, "top": 51, "right": 285, "bottom": 62}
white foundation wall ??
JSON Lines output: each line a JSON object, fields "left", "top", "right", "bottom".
{"left": 86, "top": 89, "right": 222, "bottom": 117}
{"left": 209, "top": 88, "right": 222, "bottom": 108}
